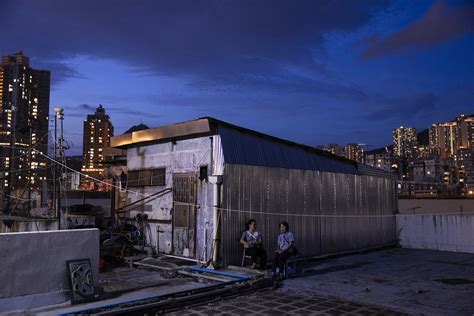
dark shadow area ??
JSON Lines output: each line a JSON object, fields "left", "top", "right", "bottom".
{"left": 300, "top": 261, "right": 372, "bottom": 277}
{"left": 434, "top": 278, "right": 474, "bottom": 285}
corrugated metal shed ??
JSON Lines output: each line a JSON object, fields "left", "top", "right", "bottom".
{"left": 357, "top": 163, "right": 398, "bottom": 179}
{"left": 109, "top": 116, "right": 397, "bottom": 266}
{"left": 217, "top": 125, "right": 359, "bottom": 175}
{"left": 220, "top": 165, "right": 398, "bottom": 266}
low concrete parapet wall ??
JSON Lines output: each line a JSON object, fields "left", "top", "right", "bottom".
{"left": 0, "top": 229, "right": 99, "bottom": 302}
{"left": 398, "top": 199, "right": 474, "bottom": 214}
{"left": 0, "top": 217, "right": 59, "bottom": 233}
{"left": 397, "top": 214, "right": 474, "bottom": 253}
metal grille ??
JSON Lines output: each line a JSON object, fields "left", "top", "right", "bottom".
{"left": 172, "top": 173, "right": 197, "bottom": 257}
{"left": 128, "top": 168, "right": 166, "bottom": 187}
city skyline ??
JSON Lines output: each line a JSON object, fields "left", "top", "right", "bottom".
{"left": 0, "top": 52, "right": 50, "bottom": 196}
{"left": 2, "top": 0, "right": 473, "bottom": 155}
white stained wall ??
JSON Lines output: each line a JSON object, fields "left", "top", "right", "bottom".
{"left": 126, "top": 136, "right": 221, "bottom": 262}
{"left": 398, "top": 199, "right": 474, "bottom": 214}
{"left": 397, "top": 214, "right": 474, "bottom": 253}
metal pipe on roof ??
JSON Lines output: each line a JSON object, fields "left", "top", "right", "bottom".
{"left": 209, "top": 175, "right": 223, "bottom": 263}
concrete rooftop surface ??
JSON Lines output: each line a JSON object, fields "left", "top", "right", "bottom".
{"left": 139, "top": 247, "right": 474, "bottom": 315}
{"left": 280, "top": 248, "right": 474, "bottom": 315}
{"left": 4, "top": 248, "right": 474, "bottom": 315}
{"left": 3, "top": 267, "right": 208, "bottom": 315}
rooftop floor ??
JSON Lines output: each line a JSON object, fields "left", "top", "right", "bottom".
{"left": 6, "top": 259, "right": 264, "bottom": 315}
{"left": 282, "top": 247, "right": 474, "bottom": 315}
{"left": 5, "top": 267, "right": 208, "bottom": 315}
{"left": 4, "top": 248, "right": 474, "bottom": 315}
{"left": 169, "top": 289, "right": 404, "bottom": 315}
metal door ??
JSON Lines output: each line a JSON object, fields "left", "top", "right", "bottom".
{"left": 172, "top": 173, "right": 197, "bottom": 258}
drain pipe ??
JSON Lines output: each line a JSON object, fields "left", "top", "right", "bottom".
{"left": 208, "top": 175, "right": 223, "bottom": 263}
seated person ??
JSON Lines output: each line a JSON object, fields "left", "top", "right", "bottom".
{"left": 240, "top": 219, "right": 267, "bottom": 270}
{"left": 272, "top": 221, "right": 297, "bottom": 277}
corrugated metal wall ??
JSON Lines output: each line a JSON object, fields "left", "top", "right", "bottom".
{"left": 221, "top": 164, "right": 397, "bottom": 266}
{"left": 218, "top": 125, "right": 359, "bottom": 174}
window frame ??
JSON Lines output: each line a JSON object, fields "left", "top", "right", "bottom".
{"left": 127, "top": 167, "right": 166, "bottom": 187}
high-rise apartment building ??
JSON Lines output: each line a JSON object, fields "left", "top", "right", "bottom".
{"left": 429, "top": 121, "right": 459, "bottom": 159}
{"left": 344, "top": 143, "right": 364, "bottom": 163}
{"left": 393, "top": 126, "right": 417, "bottom": 159}
{"left": 458, "top": 114, "right": 474, "bottom": 149}
{"left": 324, "top": 144, "right": 344, "bottom": 157}
{"left": 0, "top": 52, "right": 50, "bottom": 204}
{"left": 81, "top": 105, "right": 113, "bottom": 189}
{"left": 458, "top": 148, "right": 474, "bottom": 192}
{"left": 429, "top": 115, "right": 474, "bottom": 159}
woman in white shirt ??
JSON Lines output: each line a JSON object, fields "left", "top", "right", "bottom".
{"left": 240, "top": 219, "right": 267, "bottom": 270}
{"left": 272, "top": 221, "right": 297, "bottom": 277}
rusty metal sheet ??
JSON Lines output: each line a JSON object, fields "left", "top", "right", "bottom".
{"left": 111, "top": 118, "right": 211, "bottom": 148}
{"left": 110, "top": 133, "right": 132, "bottom": 148}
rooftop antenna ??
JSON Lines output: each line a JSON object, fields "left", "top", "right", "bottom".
{"left": 53, "top": 107, "right": 64, "bottom": 228}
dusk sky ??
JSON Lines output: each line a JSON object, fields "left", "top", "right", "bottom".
{"left": 2, "top": 0, "right": 474, "bottom": 155}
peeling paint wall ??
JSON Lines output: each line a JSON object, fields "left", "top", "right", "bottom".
{"left": 397, "top": 214, "right": 474, "bottom": 253}
{"left": 125, "top": 136, "right": 218, "bottom": 261}
{"left": 0, "top": 229, "right": 99, "bottom": 299}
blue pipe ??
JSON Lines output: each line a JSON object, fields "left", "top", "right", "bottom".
{"left": 187, "top": 267, "right": 251, "bottom": 281}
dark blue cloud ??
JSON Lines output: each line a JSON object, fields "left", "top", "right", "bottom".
{"left": 66, "top": 104, "right": 162, "bottom": 120}
{"left": 363, "top": 1, "right": 474, "bottom": 58}
{"left": 364, "top": 93, "right": 437, "bottom": 120}
{"left": 1, "top": 0, "right": 389, "bottom": 84}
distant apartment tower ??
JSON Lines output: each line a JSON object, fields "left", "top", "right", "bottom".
{"left": 429, "top": 115, "right": 474, "bottom": 159}
{"left": 324, "top": 144, "right": 344, "bottom": 157}
{"left": 429, "top": 121, "right": 458, "bottom": 159}
{"left": 365, "top": 152, "right": 393, "bottom": 172}
{"left": 393, "top": 126, "right": 417, "bottom": 158}
{"left": 344, "top": 143, "right": 364, "bottom": 163}
{"left": 65, "top": 156, "right": 82, "bottom": 191}
{"left": 457, "top": 114, "right": 474, "bottom": 149}
{"left": 458, "top": 148, "right": 474, "bottom": 192}
{"left": 81, "top": 105, "right": 113, "bottom": 189}
{"left": 0, "top": 52, "right": 50, "bottom": 199}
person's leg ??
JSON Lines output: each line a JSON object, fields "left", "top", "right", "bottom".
{"left": 278, "top": 250, "right": 292, "bottom": 273}
{"left": 258, "top": 248, "right": 267, "bottom": 270}
{"left": 246, "top": 247, "right": 258, "bottom": 266}
{"left": 272, "top": 252, "right": 280, "bottom": 273}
